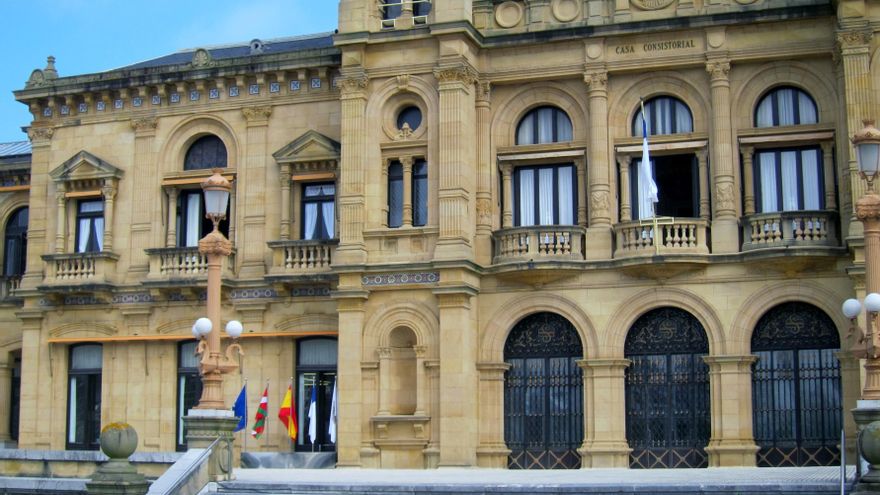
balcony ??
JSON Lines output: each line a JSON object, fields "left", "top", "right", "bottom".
{"left": 39, "top": 252, "right": 119, "bottom": 293}
{"left": 613, "top": 218, "right": 709, "bottom": 258}
{"left": 492, "top": 226, "right": 586, "bottom": 264}
{"left": 144, "top": 247, "right": 236, "bottom": 293}
{"left": 266, "top": 239, "right": 338, "bottom": 285}
{"left": 742, "top": 210, "right": 839, "bottom": 251}
{"left": 0, "top": 275, "right": 21, "bottom": 302}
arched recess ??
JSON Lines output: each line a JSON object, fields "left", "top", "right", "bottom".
{"left": 158, "top": 115, "right": 240, "bottom": 175}
{"left": 603, "top": 287, "right": 725, "bottom": 357}
{"left": 363, "top": 300, "right": 438, "bottom": 360}
{"left": 731, "top": 61, "right": 837, "bottom": 130}
{"left": 491, "top": 83, "right": 588, "bottom": 148}
{"left": 727, "top": 281, "right": 849, "bottom": 355}
{"left": 481, "top": 293, "right": 598, "bottom": 362}
{"left": 608, "top": 73, "right": 711, "bottom": 139}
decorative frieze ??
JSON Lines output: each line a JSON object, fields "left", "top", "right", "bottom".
{"left": 362, "top": 272, "right": 439, "bottom": 287}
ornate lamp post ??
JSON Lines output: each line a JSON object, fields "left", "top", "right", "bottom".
{"left": 191, "top": 169, "right": 243, "bottom": 410}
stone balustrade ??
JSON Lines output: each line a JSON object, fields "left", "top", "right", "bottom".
{"left": 145, "top": 247, "right": 235, "bottom": 281}
{"left": 742, "top": 210, "right": 838, "bottom": 251}
{"left": 41, "top": 252, "right": 119, "bottom": 284}
{"left": 614, "top": 218, "right": 709, "bottom": 258}
{"left": 268, "top": 239, "right": 338, "bottom": 275}
{"left": 0, "top": 275, "right": 21, "bottom": 301}
{"left": 492, "top": 226, "right": 585, "bottom": 264}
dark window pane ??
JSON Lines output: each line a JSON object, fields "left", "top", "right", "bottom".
{"left": 388, "top": 161, "right": 403, "bottom": 228}
{"left": 184, "top": 135, "right": 227, "bottom": 170}
{"left": 413, "top": 160, "right": 428, "bottom": 226}
{"left": 397, "top": 106, "right": 422, "bottom": 131}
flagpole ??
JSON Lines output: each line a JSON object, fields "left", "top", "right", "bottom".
{"left": 242, "top": 377, "right": 248, "bottom": 454}
{"left": 265, "top": 379, "right": 270, "bottom": 450}
{"left": 289, "top": 376, "right": 295, "bottom": 452}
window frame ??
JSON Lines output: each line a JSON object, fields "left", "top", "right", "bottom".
{"left": 632, "top": 96, "right": 694, "bottom": 137}
{"left": 176, "top": 340, "right": 202, "bottom": 452}
{"left": 753, "top": 145, "right": 825, "bottom": 213}
{"left": 4, "top": 207, "right": 28, "bottom": 277}
{"left": 515, "top": 106, "right": 573, "bottom": 146}
{"left": 512, "top": 163, "right": 578, "bottom": 227}
{"left": 66, "top": 344, "right": 102, "bottom": 451}
{"left": 754, "top": 86, "right": 818, "bottom": 128}
{"left": 75, "top": 199, "right": 104, "bottom": 254}
{"left": 301, "top": 182, "right": 336, "bottom": 240}
{"left": 184, "top": 135, "right": 228, "bottom": 171}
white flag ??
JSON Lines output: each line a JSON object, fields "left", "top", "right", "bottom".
{"left": 638, "top": 101, "right": 659, "bottom": 219}
{"left": 307, "top": 385, "right": 317, "bottom": 444}
{"left": 328, "top": 378, "right": 338, "bottom": 444}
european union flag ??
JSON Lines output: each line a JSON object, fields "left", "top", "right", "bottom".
{"left": 232, "top": 384, "right": 247, "bottom": 432}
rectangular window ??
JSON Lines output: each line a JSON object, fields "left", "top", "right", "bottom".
{"left": 388, "top": 161, "right": 404, "bottom": 228}
{"left": 755, "top": 147, "right": 823, "bottom": 213}
{"left": 413, "top": 160, "right": 427, "bottom": 227}
{"left": 630, "top": 154, "right": 699, "bottom": 219}
{"left": 176, "top": 341, "right": 202, "bottom": 451}
{"left": 176, "top": 190, "right": 229, "bottom": 246}
{"left": 513, "top": 164, "right": 576, "bottom": 226}
{"left": 67, "top": 345, "right": 102, "bottom": 451}
{"left": 302, "top": 183, "right": 336, "bottom": 240}
{"left": 75, "top": 200, "right": 104, "bottom": 253}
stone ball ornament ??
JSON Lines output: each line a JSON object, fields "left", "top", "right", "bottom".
{"left": 100, "top": 422, "right": 138, "bottom": 459}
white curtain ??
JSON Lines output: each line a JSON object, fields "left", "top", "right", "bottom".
{"left": 68, "top": 378, "right": 78, "bottom": 443}
{"left": 304, "top": 203, "right": 318, "bottom": 240}
{"left": 675, "top": 100, "right": 693, "bottom": 133}
{"left": 556, "top": 112, "right": 572, "bottom": 142}
{"left": 518, "top": 169, "right": 534, "bottom": 226}
{"left": 781, "top": 151, "right": 799, "bottom": 211}
{"left": 322, "top": 201, "right": 335, "bottom": 238}
{"left": 538, "top": 168, "right": 554, "bottom": 225}
{"left": 557, "top": 167, "right": 573, "bottom": 225}
{"left": 185, "top": 194, "right": 201, "bottom": 247}
{"left": 798, "top": 92, "right": 817, "bottom": 124}
{"left": 801, "top": 149, "right": 821, "bottom": 210}
{"left": 517, "top": 115, "right": 534, "bottom": 145}
{"left": 778, "top": 88, "right": 795, "bottom": 126}
{"left": 94, "top": 218, "right": 104, "bottom": 251}
{"left": 758, "top": 152, "right": 778, "bottom": 212}
{"left": 78, "top": 218, "right": 90, "bottom": 253}
{"left": 633, "top": 112, "right": 645, "bottom": 136}
{"left": 656, "top": 98, "right": 673, "bottom": 134}
{"left": 637, "top": 159, "right": 655, "bottom": 220}
{"left": 537, "top": 108, "right": 554, "bottom": 144}
{"left": 756, "top": 98, "right": 774, "bottom": 127}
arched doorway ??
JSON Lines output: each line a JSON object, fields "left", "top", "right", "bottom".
{"left": 625, "top": 307, "right": 710, "bottom": 468}
{"left": 751, "top": 302, "right": 841, "bottom": 467}
{"left": 504, "top": 312, "right": 583, "bottom": 469}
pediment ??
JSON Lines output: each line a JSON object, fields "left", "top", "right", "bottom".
{"left": 50, "top": 151, "right": 124, "bottom": 183}
{"left": 273, "top": 131, "right": 341, "bottom": 166}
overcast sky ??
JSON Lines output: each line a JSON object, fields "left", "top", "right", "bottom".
{"left": 0, "top": 0, "right": 340, "bottom": 143}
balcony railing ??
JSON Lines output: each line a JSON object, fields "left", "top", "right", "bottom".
{"left": 268, "top": 239, "right": 338, "bottom": 275}
{"left": 0, "top": 275, "right": 21, "bottom": 300}
{"left": 742, "top": 210, "right": 838, "bottom": 251}
{"left": 492, "top": 226, "right": 586, "bottom": 264}
{"left": 145, "top": 246, "right": 235, "bottom": 280}
{"left": 41, "top": 252, "right": 119, "bottom": 285}
{"left": 614, "top": 218, "right": 709, "bottom": 258}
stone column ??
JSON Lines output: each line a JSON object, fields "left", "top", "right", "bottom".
{"left": 576, "top": 159, "right": 588, "bottom": 227}
{"left": 475, "top": 82, "right": 493, "bottom": 266}
{"left": 618, "top": 155, "right": 632, "bottom": 222}
{"left": 101, "top": 182, "right": 117, "bottom": 253}
{"left": 23, "top": 128, "right": 53, "bottom": 289}
{"left": 414, "top": 345, "right": 428, "bottom": 416}
{"left": 434, "top": 287, "right": 478, "bottom": 466}
{"left": 500, "top": 164, "right": 513, "bottom": 228}
{"left": 54, "top": 186, "right": 67, "bottom": 254}
{"left": 703, "top": 355, "right": 759, "bottom": 467}
{"left": 740, "top": 145, "right": 755, "bottom": 216}
{"left": 476, "top": 362, "right": 510, "bottom": 468}
{"left": 585, "top": 70, "right": 613, "bottom": 260}
{"left": 334, "top": 285, "right": 369, "bottom": 467}
{"left": 377, "top": 346, "right": 392, "bottom": 416}
{"left": 128, "top": 118, "right": 158, "bottom": 278}
{"left": 15, "top": 311, "right": 48, "bottom": 448}
{"left": 821, "top": 141, "right": 837, "bottom": 210}
{"left": 279, "top": 164, "right": 292, "bottom": 240}
{"left": 706, "top": 59, "right": 739, "bottom": 253}
{"left": 165, "top": 188, "right": 179, "bottom": 247}
{"left": 239, "top": 106, "right": 272, "bottom": 278}
{"left": 837, "top": 28, "right": 874, "bottom": 237}
{"left": 434, "top": 64, "right": 477, "bottom": 261}
{"left": 0, "top": 356, "right": 12, "bottom": 443}
{"left": 580, "top": 359, "right": 631, "bottom": 468}
{"left": 336, "top": 74, "right": 369, "bottom": 265}
{"left": 401, "top": 156, "right": 414, "bottom": 227}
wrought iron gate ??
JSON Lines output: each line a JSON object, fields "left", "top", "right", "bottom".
{"left": 505, "top": 312, "right": 583, "bottom": 469}
{"left": 625, "top": 307, "right": 710, "bottom": 469}
{"left": 751, "top": 302, "right": 841, "bottom": 467}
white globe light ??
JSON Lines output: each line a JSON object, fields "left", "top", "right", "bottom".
{"left": 225, "top": 320, "right": 243, "bottom": 339}
{"left": 194, "top": 317, "right": 213, "bottom": 336}
{"left": 867, "top": 293, "right": 880, "bottom": 313}
{"left": 843, "top": 298, "right": 862, "bottom": 319}
{"left": 191, "top": 324, "right": 201, "bottom": 339}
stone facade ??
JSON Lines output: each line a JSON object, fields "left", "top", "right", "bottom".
{"left": 1, "top": 0, "right": 878, "bottom": 470}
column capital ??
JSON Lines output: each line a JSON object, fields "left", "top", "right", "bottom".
{"left": 434, "top": 64, "right": 479, "bottom": 88}
{"left": 130, "top": 117, "right": 158, "bottom": 136}
{"left": 413, "top": 345, "right": 428, "bottom": 358}
{"left": 583, "top": 71, "right": 608, "bottom": 93}
{"left": 28, "top": 126, "right": 54, "bottom": 144}
{"left": 241, "top": 106, "right": 272, "bottom": 124}
{"left": 101, "top": 181, "right": 118, "bottom": 201}
{"left": 476, "top": 81, "right": 491, "bottom": 103}
{"left": 738, "top": 144, "right": 754, "bottom": 156}
{"left": 857, "top": 192, "right": 880, "bottom": 221}
{"left": 705, "top": 59, "right": 731, "bottom": 82}
{"left": 377, "top": 346, "right": 392, "bottom": 359}
{"left": 616, "top": 153, "right": 632, "bottom": 167}
{"left": 837, "top": 28, "right": 873, "bottom": 53}
{"left": 338, "top": 74, "right": 369, "bottom": 97}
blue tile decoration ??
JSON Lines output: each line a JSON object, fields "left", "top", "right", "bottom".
{"left": 170, "top": 93, "right": 181, "bottom": 103}
{"left": 114, "top": 99, "right": 124, "bottom": 109}
{"left": 209, "top": 88, "right": 220, "bottom": 99}
{"left": 291, "top": 286, "right": 332, "bottom": 297}
{"left": 311, "top": 78, "right": 321, "bottom": 89}
{"left": 151, "top": 95, "right": 161, "bottom": 105}
{"left": 96, "top": 101, "right": 106, "bottom": 111}
{"left": 249, "top": 84, "right": 260, "bottom": 95}
{"left": 64, "top": 295, "right": 102, "bottom": 306}
{"left": 168, "top": 293, "right": 187, "bottom": 302}
{"left": 133, "top": 97, "right": 143, "bottom": 107}
{"left": 230, "top": 288, "right": 278, "bottom": 300}
{"left": 60, "top": 105, "right": 70, "bottom": 116}
{"left": 112, "top": 293, "right": 155, "bottom": 304}
{"left": 42, "top": 107, "right": 52, "bottom": 117}
{"left": 270, "top": 82, "right": 280, "bottom": 93}
{"left": 362, "top": 272, "right": 439, "bottom": 286}
{"left": 78, "top": 103, "right": 88, "bottom": 113}
{"left": 190, "top": 90, "right": 200, "bottom": 101}
{"left": 290, "top": 80, "right": 301, "bottom": 91}
{"left": 229, "top": 86, "right": 240, "bottom": 97}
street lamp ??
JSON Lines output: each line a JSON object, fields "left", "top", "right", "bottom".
{"left": 192, "top": 169, "right": 243, "bottom": 410}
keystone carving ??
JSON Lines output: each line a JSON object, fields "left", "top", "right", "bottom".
{"left": 397, "top": 74, "right": 410, "bottom": 91}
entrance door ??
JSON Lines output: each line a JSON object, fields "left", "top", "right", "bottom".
{"left": 67, "top": 344, "right": 102, "bottom": 450}
{"left": 296, "top": 338, "right": 337, "bottom": 452}
{"left": 751, "top": 302, "right": 841, "bottom": 467}
{"left": 625, "top": 307, "right": 710, "bottom": 468}
{"left": 504, "top": 312, "right": 583, "bottom": 469}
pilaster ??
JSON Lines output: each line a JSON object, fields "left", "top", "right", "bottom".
{"left": 24, "top": 128, "right": 53, "bottom": 291}
{"left": 333, "top": 286, "right": 369, "bottom": 467}
{"left": 16, "top": 311, "right": 49, "bottom": 448}
{"left": 475, "top": 82, "right": 493, "bottom": 266}
{"left": 584, "top": 70, "right": 613, "bottom": 260}
{"left": 703, "top": 355, "right": 759, "bottom": 467}
{"left": 239, "top": 106, "right": 272, "bottom": 278}
{"left": 0, "top": 357, "right": 12, "bottom": 442}
{"left": 706, "top": 58, "right": 739, "bottom": 254}
{"left": 580, "top": 358, "right": 631, "bottom": 468}
{"left": 336, "top": 72, "right": 369, "bottom": 265}
{"left": 128, "top": 117, "right": 158, "bottom": 280}
{"left": 476, "top": 361, "right": 511, "bottom": 468}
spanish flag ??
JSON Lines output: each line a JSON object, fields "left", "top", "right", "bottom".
{"left": 278, "top": 384, "right": 298, "bottom": 441}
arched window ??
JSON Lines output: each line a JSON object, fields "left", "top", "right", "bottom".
{"left": 755, "top": 87, "right": 818, "bottom": 127}
{"left": 184, "top": 135, "right": 227, "bottom": 171}
{"left": 516, "top": 106, "right": 573, "bottom": 145}
{"left": 632, "top": 96, "right": 693, "bottom": 136}
{"left": 4, "top": 207, "right": 27, "bottom": 277}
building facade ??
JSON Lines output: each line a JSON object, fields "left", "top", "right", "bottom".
{"left": 2, "top": 0, "right": 878, "bottom": 469}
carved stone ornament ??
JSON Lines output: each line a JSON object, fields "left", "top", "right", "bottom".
{"left": 102, "top": 183, "right": 118, "bottom": 201}
{"left": 837, "top": 30, "right": 873, "bottom": 50}
{"left": 477, "top": 81, "right": 491, "bottom": 102}
{"left": 856, "top": 193, "right": 880, "bottom": 221}
{"left": 396, "top": 123, "right": 414, "bottom": 140}
{"left": 630, "top": 0, "right": 676, "bottom": 11}
{"left": 584, "top": 71, "right": 608, "bottom": 91}
{"left": 242, "top": 106, "right": 272, "bottom": 122}
{"left": 434, "top": 66, "right": 479, "bottom": 86}
{"left": 28, "top": 127, "right": 55, "bottom": 141}
{"left": 198, "top": 231, "right": 233, "bottom": 257}
{"left": 26, "top": 69, "right": 46, "bottom": 88}
{"left": 591, "top": 191, "right": 609, "bottom": 215}
{"left": 130, "top": 117, "right": 158, "bottom": 133}
{"left": 716, "top": 182, "right": 735, "bottom": 211}
{"left": 337, "top": 76, "right": 369, "bottom": 95}
{"left": 477, "top": 198, "right": 492, "bottom": 223}
{"left": 191, "top": 48, "right": 214, "bottom": 68}
{"left": 397, "top": 74, "right": 410, "bottom": 91}
{"left": 706, "top": 60, "right": 731, "bottom": 80}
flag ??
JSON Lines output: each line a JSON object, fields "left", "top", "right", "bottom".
{"left": 232, "top": 384, "right": 247, "bottom": 433}
{"left": 251, "top": 386, "right": 268, "bottom": 439}
{"left": 307, "top": 385, "right": 318, "bottom": 444}
{"left": 638, "top": 98, "right": 659, "bottom": 220}
{"left": 328, "top": 378, "right": 338, "bottom": 444}
{"left": 279, "top": 384, "right": 298, "bottom": 441}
